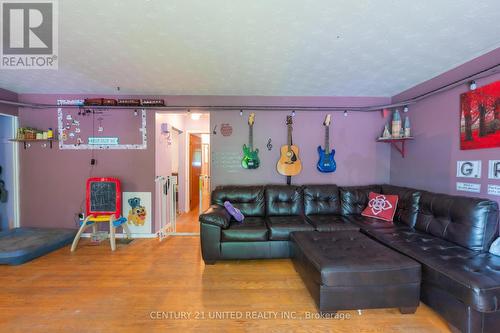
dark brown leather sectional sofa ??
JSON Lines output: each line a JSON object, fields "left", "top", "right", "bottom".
{"left": 199, "top": 184, "right": 500, "bottom": 333}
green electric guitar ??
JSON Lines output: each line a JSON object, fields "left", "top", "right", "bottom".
{"left": 241, "top": 112, "right": 260, "bottom": 169}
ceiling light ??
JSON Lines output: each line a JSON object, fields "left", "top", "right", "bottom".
{"left": 292, "top": 110, "right": 296, "bottom": 117}
{"left": 403, "top": 105, "right": 409, "bottom": 113}
{"left": 239, "top": 110, "right": 243, "bottom": 116}
{"left": 470, "top": 81, "right": 477, "bottom": 90}
{"left": 344, "top": 110, "right": 348, "bottom": 117}
{"left": 190, "top": 113, "right": 202, "bottom": 120}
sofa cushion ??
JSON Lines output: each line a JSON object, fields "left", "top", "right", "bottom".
{"left": 291, "top": 231, "right": 421, "bottom": 287}
{"left": 212, "top": 186, "right": 265, "bottom": 217}
{"left": 381, "top": 185, "right": 421, "bottom": 227}
{"left": 415, "top": 191, "right": 499, "bottom": 252}
{"left": 305, "top": 215, "right": 359, "bottom": 232}
{"left": 199, "top": 205, "right": 231, "bottom": 229}
{"left": 363, "top": 228, "right": 500, "bottom": 312}
{"left": 265, "top": 185, "right": 303, "bottom": 216}
{"left": 266, "top": 216, "right": 314, "bottom": 240}
{"left": 303, "top": 184, "right": 340, "bottom": 216}
{"left": 221, "top": 217, "right": 268, "bottom": 242}
{"left": 347, "top": 214, "right": 406, "bottom": 230}
{"left": 339, "top": 185, "right": 382, "bottom": 215}
{"left": 361, "top": 192, "right": 399, "bottom": 222}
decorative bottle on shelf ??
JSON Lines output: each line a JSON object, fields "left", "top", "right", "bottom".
{"left": 404, "top": 116, "right": 411, "bottom": 137}
{"left": 391, "top": 110, "right": 401, "bottom": 138}
{"left": 382, "top": 124, "right": 391, "bottom": 139}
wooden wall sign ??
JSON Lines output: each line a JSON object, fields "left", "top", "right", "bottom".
{"left": 220, "top": 123, "right": 233, "bottom": 137}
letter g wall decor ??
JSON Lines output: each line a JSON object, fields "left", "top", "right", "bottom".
{"left": 456, "top": 161, "right": 481, "bottom": 178}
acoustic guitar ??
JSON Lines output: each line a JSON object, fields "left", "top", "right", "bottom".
{"left": 241, "top": 112, "right": 260, "bottom": 169}
{"left": 277, "top": 115, "right": 302, "bottom": 176}
{"left": 316, "top": 114, "right": 337, "bottom": 173}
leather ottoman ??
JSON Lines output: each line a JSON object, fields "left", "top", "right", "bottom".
{"left": 291, "top": 231, "right": 421, "bottom": 313}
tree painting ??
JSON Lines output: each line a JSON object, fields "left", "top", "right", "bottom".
{"left": 460, "top": 80, "right": 500, "bottom": 150}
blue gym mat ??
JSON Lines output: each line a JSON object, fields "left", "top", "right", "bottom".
{"left": 0, "top": 227, "right": 76, "bottom": 265}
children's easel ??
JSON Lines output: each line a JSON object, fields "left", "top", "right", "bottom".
{"left": 71, "top": 177, "right": 131, "bottom": 252}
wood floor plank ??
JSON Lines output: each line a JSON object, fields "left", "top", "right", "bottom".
{"left": 0, "top": 236, "right": 451, "bottom": 332}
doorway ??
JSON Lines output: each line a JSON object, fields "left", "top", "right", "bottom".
{"left": 155, "top": 112, "right": 210, "bottom": 236}
{"left": 189, "top": 134, "right": 202, "bottom": 211}
{"left": 0, "top": 113, "right": 20, "bottom": 231}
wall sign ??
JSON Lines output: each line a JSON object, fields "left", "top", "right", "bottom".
{"left": 88, "top": 137, "right": 119, "bottom": 145}
{"left": 220, "top": 123, "right": 233, "bottom": 137}
{"left": 488, "top": 160, "right": 500, "bottom": 179}
{"left": 456, "top": 182, "right": 481, "bottom": 193}
{"left": 488, "top": 184, "right": 500, "bottom": 196}
{"left": 456, "top": 161, "right": 481, "bottom": 178}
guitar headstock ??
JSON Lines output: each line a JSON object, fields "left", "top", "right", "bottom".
{"left": 286, "top": 115, "right": 293, "bottom": 125}
{"left": 323, "top": 114, "right": 331, "bottom": 126}
{"left": 248, "top": 112, "right": 255, "bottom": 126}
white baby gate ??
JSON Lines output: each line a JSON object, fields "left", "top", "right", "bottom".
{"left": 155, "top": 175, "right": 177, "bottom": 241}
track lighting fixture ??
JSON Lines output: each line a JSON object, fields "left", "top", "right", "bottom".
{"left": 292, "top": 110, "right": 296, "bottom": 117}
{"left": 470, "top": 81, "right": 477, "bottom": 91}
{"left": 240, "top": 110, "right": 243, "bottom": 116}
{"left": 344, "top": 110, "right": 348, "bottom": 117}
{"left": 403, "top": 105, "right": 409, "bottom": 113}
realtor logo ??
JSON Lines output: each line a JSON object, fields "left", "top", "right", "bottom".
{"left": 1, "top": 0, "right": 58, "bottom": 69}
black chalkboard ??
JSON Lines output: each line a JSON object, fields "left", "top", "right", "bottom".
{"left": 90, "top": 181, "right": 117, "bottom": 212}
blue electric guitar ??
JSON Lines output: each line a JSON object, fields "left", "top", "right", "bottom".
{"left": 316, "top": 114, "right": 336, "bottom": 173}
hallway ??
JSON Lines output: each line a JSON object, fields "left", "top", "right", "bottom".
{"left": 176, "top": 208, "right": 201, "bottom": 233}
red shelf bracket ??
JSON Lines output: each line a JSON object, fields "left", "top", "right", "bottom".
{"left": 377, "top": 138, "right": 413, "bottom": 158}
{"left": 390, "top": 140, "right": 406, "bottom": 158}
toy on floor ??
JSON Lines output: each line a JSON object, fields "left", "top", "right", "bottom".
{"left": 71, "top": 177, "right": 131, "bottom": 252}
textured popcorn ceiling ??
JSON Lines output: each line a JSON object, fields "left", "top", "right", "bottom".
{"left": 1, "top": 0, "right": 500, "bottom": 96}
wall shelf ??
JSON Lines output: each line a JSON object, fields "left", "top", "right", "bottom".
{"left": 377, "top": 137, "right": 413, "bottom": 158}
{"left": 10, "top": 138, "right": 56, "bottom": 149}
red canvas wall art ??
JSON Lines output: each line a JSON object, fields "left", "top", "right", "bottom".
{"left": 460, "top": 80, "right": 500, "bottom": 150}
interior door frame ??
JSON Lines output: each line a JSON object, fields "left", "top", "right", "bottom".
{"left": 184, "top": 130, "right": 210, "bottom": 214}
{"left": 0, "top": 113, "right": 20, "bottom": 228}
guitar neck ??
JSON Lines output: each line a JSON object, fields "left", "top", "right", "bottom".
{"left": 324, "top": 125, "right": 330, "bottom": 152}
{"left": 287, "top": 124, "right": 292, "bottom": 151}
{"left": 249, "top": 124, "right": 253, "bottom": 150}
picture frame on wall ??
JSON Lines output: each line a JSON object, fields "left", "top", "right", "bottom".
{"left": 122, "top": 192, "right": 152, "bottom": 234}
{"left": 460, "top": 80, "right": 500, "bottom": 150}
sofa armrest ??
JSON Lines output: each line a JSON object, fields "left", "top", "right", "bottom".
{"left": 199, "top": 205, "right": 231, "bottom": 229}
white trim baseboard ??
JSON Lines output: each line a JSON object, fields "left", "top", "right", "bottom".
{"left": 172, "top": 232, "right": 200, "bottom": 236}
{"left": 81, "top": 233, "right": 157, "bottom": 239}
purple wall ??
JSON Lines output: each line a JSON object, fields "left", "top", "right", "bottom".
{"left": 17, "top": 94, "right": 156, "bottom": 230}
{"left": 0, "top": 88, "right": 18, "bottom": 116}
{"left": 211, "top": 107, "right": 391, "bottom": 188}
{"left": 16, "top": 94, "right": 390, "bottom": 230}
{"left": 390, "top": 50, "right": 500, "bottom": 205}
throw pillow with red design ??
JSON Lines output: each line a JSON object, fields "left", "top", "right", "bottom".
{"left": 361, "top": 192, "right": 399, "bottom": 222}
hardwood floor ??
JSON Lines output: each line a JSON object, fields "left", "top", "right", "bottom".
{"left": 0, "top": 236, "right": 452, "bottom": 332}
{"left": 176, "top": 209, "right": 201, "bottom": 233}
